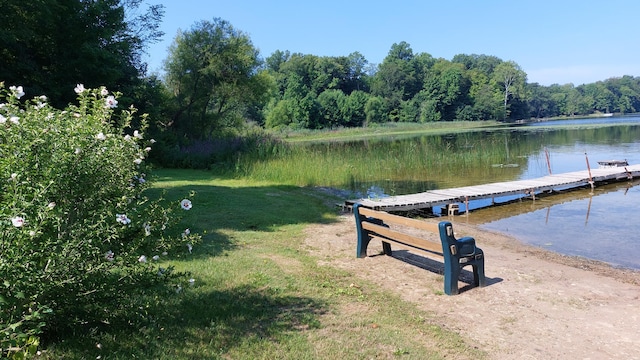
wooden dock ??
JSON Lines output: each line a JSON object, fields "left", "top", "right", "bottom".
{"left": 346, "top": 164, "right": 640, "bottom": 213}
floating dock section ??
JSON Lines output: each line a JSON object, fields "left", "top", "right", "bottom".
{"left": 346, "top": 164, "right": 640, "bottom": 213}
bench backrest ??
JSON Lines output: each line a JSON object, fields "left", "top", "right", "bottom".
{"left": 354, "top": 204, "right": 478, "bottom": 260}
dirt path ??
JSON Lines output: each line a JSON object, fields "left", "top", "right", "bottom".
{"left": 304, "top": 214, "right": 640, "bottom": 360}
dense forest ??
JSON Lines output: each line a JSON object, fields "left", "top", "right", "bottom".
{"left": 2, "top": 1, "right": 640, "bottom": 164}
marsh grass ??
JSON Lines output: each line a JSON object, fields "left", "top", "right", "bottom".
{"left": 41, "top": 169, "right": 484, "bottom": 359}
{"left": 237, "top": 130, "right": 538, "bottom": 195}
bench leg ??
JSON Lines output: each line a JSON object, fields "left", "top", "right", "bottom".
{"left": 356, "top": 235, "right": 371, "bottom": 258}
{"left": 382, "top": 241, "right": 392, "bottom": 256}
{"left": 474, "top": 259, "right": 486, "bottom": 288}
{"left": 444, "top": 264, "right": 461, "bottom": 295}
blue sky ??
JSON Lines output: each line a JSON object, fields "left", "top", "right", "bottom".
{"left": 144, "top": 0, "right": 640, "bottom": 86}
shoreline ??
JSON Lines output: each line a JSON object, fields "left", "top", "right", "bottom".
{"left": 451, "top": 221, "right": 640, "bottom": 287}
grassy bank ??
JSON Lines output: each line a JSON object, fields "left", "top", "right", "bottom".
{"left": 42, "top": 169, "right": 484, "bottom": 359}
{"left": 277, "top": 121, "right": 506, "bottom": 143}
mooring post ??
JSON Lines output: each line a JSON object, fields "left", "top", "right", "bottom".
{"left": 585, "top": 152, "right": 594, "bottom": 190}
{"left": 465, "top": 196, "right": 469, "bottom": 216}
{"left": 545, "top": 147, "right": 552, "bottom": 175}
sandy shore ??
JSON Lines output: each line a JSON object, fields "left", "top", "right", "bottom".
{"left": 304, "top": 214, "right": 640, "bottom": 359}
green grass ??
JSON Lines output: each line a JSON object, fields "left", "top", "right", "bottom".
{"left": 40, "top": 169, "right": 485, "bottom": 359}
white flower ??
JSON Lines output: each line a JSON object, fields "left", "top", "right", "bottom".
{"left": 29, "top": 230, "right": 36, "bottom": 237}
{"left": 105, "top": 250, "right": 114, "bottom": 262}
{"left": 47, "top": 202, "right": 56, "bottom": 209}
{"left": 116, "top": 214, "right": 131, "bottom": 225}
{"left": 162, "top": 251, "right": 168, "bottom": 256}
{"left": 152, "top": 255, "right": 160, "bottom": 261}
{"left": 11, "top": 216, "right": 24, "bottom": 227}
{"left": 10, "top": 86, "right": 25, "bottom": 99}
{"left": 74, "top": 84, "right": 85, "bottom": 94}
{"left": 123, "top": 134, "right": 132, "bottom": 141}
{"left": 133, "top": 158, "right": 143, "bottom": 165}
{"left": 8, "top": 173, "right": 17, "bottom": 181}
{"left": 96, "top": 132, "right": 106, "bottom": 141}
{"left": 176, "top": 285, "right": 182, "bottom": 293}
{"left": 187, "top": 243, "right": 193, "bottom": 253}
{"left": 143, "top": 223, "right": 151, "bottom": 236}
{"left": 105, "top": 96, "right": 118, "bottom": 108}
{"left": 9, "top": 116, "right": 19, "bottom": 125}
{"left": 75, "top": 147, "right": 82, "bottom": 155}
{"left": 0, "top": 115, "right": 5, "bottom": 124}
{"left": 144, "top": 147, "right": 151, "bottom": 152}
{"left": 150, "top": 139, "right": 156, "bottom": 144}
{"left": 188, "top": 278, "right": 195, "bottom": 286}
{"left": 100, "top": 87, "right": 109, "bottom": 96}
{"left": 180, "top": 199, "right": 192, "bottom": 210}
{"left": 133, "top": 130, "right": 143, "bottom": 139}
{"left": 138, "top": 255, "right": 147, "bottom": 263}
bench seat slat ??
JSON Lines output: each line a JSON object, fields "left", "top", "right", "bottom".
{"left": 361, "top": 221, "right": 443, "bottom": 255}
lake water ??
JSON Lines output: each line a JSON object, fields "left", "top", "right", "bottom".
{"left": 475, "top": 117, "right": 640, "bottom": 269}
{"left": 345, "top": 115, "right": 640, "bottom": 269}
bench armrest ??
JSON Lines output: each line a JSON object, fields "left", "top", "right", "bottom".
{"left": 456, "top": 236, "right": 477, "bottom": 257}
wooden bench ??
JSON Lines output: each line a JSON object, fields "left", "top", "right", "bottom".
{"left": 353, "top": 204, "right": 486, "bottom": 295}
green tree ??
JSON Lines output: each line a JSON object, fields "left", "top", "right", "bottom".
{"left": 163, "top": 18, "right": 272, "bottom": 139}
{"left": 317, "top": 89, "right": 347, "bottom": 128}
{"left": 342, "top": 90, "right": 369, "bottom": 126}
{"left": 364, "top": 96, "right": 387, "bottom": 124}
{"left": 492, "top": 61, "right": 527, "bottom": 120}
{"left": 423, "top": 61, "right": 470, "bottom": 121}
{"left": 0, "top": 0, "right": 164, "bottom": 108}
{"left": 371, "top": 42, "right": 420, "bottom": 116}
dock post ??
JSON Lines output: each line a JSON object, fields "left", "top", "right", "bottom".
{"left": 585, "top": 152, "right": 595, "bottom": 190}
{"left": 465, "top": 196, "right": 469, "bottom": 217}
{"left": 545, "top": 147, "right": 552, "bottom": 175}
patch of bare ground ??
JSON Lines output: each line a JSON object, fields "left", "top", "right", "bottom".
{"left": 303, "top": 214, "right": 640, "bottom": 360}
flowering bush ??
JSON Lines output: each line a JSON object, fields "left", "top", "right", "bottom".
{"left": 0, "top": 83, "right": 200, "bottom": 357}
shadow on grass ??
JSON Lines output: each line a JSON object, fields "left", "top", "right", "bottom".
{"left": 43, "top": 171, "right": 338, "bottom": 357}
{"left": 50, "top": 284, "right": 327, "bottom": 359}
{"left": 147, "top": 175, "right": 340, "bottom": 259}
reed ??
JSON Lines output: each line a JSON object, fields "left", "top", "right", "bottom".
{"left": 235, "top": 130, "right": 539, "bottom": 195}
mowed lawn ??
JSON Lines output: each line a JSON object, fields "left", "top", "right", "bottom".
{"left": 44, "top": 169, "right": 484, "bottom": 359}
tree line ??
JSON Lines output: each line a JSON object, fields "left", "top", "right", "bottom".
{"left": 3, "top": 2, "right": 640, "bottom": 148}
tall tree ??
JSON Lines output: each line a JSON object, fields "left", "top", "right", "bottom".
{"left": 0, "top": 0, "right": 164, "bottom": 107}
{"left": 163, "top": 18, "right": 273, "bottom": 139}
{"left": 492, "top": 61, "right": 527, "bottom": 120}
{"left": 371, "top": 42, "right": 420, "bottom": 119}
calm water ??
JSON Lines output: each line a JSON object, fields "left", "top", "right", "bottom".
{"left": 477, "top": 117, "right": 640, "bottom": 269}
{"left": 342, "top": 115, "right": 640, "bottom": 269}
